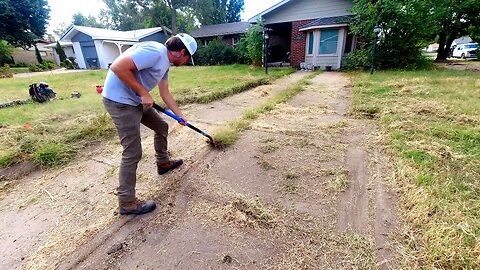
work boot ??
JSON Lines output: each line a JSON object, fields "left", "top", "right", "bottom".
{"left": 157, "top": 159, "right": 184, "bottom": 175}
{"left": 119, "top": 198, "right": 156, "bottom": 215}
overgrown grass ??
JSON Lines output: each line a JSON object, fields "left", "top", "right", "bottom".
{"left": 213, "top": 72, "right": 319, "bottom": 147}
{"left": 0, "top": 65, "right": 294, "bottom": 169}
{"left": 351, "top": 69, "right": 480, "bottom": 269}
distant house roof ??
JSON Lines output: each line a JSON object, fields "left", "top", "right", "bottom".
{"left": 249, "top": 0, "right": 292, "bottom": 22}
{"left": 453, "top": 36, "right": 473, "bottom": 45}
{"left": 44, "top": 41, "right": 73, "bottom": 48}
{"left": 299, "top": 15, "right": 353, "bottom": 31}
{"left": 60, "top": 25, "right": 170, "bottom": 42}
{"left": 190, "top": 22, "right": 251, "bottom": 38}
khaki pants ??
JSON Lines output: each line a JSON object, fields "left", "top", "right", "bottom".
{"left": 103, "top": 98, "right": 169, "bottom": 203}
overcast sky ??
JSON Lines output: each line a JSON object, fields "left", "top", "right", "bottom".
{"left": 47, "top": 0, "right": 282, "bottom": 34}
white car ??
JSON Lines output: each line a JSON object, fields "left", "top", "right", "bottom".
{"left": 452, "top": 43, "right": 478, "bottom": 59}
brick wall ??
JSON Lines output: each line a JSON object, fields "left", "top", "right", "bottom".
{"left": 290, "top": 19, "right": 315, "bottom": 68}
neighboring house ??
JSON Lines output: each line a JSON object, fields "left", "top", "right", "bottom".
{"left": 58, "top": 25, "right": 171, "bottom": 69}
{"left": 190, "top": 22, "right": 251, "bottom": 46}
{"left": 249, "top": 0, "right": 355, "bottom": 70}
{"left": 11, "top": 39, "right": 55, "bottom": 65}
{"left": 44, "top": 41, "right": 76, "bottom": 65}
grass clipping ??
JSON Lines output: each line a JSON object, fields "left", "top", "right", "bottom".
{"left": 213, "top": 72, "right": 319, "bottom": 147}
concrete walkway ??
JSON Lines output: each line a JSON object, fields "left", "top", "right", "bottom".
{"left": 13, "top": 68, "right": 92, "bottom": 78}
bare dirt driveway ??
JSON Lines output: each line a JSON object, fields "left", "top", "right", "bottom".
{"left": 0, "top": 71, "right": 398, "bottom": 269}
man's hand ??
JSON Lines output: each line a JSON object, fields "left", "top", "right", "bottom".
{"left": 179, "top": 118, "right": 187, "bottom": 126}
{"left": 141, "top": 92, "right": 154, "bottom": 108}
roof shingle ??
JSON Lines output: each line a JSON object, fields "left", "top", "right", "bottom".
{"left": 190, "top": 22, "right": 251, "bottom": 38}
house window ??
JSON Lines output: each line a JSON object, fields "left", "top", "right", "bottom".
{"left": 232, "top": 37, "right": 240, "bottom": 46}
{"left": 307, "top": 32, "right": 314, "bottom": 55}
{"left": 319, "top": 29, "right": 339, "bottom": 54}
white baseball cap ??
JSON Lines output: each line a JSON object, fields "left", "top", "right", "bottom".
{"left": 175, "top": 33, "right": 197, "bottom": 65}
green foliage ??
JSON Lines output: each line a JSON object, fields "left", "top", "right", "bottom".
{"left": 0, "top": 0, "right": 50, "bottom": 48}
{"left": 0, "top": 40, "right": 14, "bottom": 66}
{"left": 194, "top": 0, "right": 245, "bottom": 25}
{"left": 349, "top": 0, "right": 433, "bottom": 70}
{"left": 28, "top": 61, "right": 56, "bottom": 72}
{"left": 55, "top": 42, "right": 67, "bottom": 63}
{"left": 34, "top": 45, "right": 43, "bottom": 64}
{"left": 0, "top": 64, "right": 13, "bottom": 78}
{"left": 233, "top": 38, "right": 249, "bottom": 64}
{"left": 245, "top": 22, "right": 264, "bottom": 66}
{"left": 72, "top": 12, "right": 104, "bottom": 27}
{"left": 195, "top": 38, "right": 235, "bottom": 65}
{"left": 33, "top": 142, "right": 74, "bottom": 167}
{"left": 0, "top": 152, "right": 16, "bottom": 168}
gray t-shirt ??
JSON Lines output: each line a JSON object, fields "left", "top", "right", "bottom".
{"left": 102, "top": 41, "right": 170, "bottom": 106}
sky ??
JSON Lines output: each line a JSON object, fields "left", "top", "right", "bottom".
{"left": 47, "top": 0, "right": 283, "bottom": 34}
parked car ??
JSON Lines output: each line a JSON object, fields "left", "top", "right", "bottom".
{"left": 452, "top": 43, "right": 478, "bottom": 59}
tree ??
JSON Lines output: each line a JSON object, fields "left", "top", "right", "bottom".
{"left": 347, "top": 0, "right": 432, "bottom": 70}
{"left": 53, "top": 22, "right": 71, "bottom": 38}
{"left": 72, "top": 12, "right": 104, "bottom": 28}
{"left": 0, "top": 0, "right": 50, "bottom": 48}
{"left": 135, "top": 0, "right": 192, "bottom": 34}
{"left": 425, "top": 0, "right": 480, "bottom": 61}
{"left": 55, "top": 41, "right": 67, "bottom": 63}
{"left": 245, "top": 22, "right": 263, "bottom": 66}
{"left": 100, "top": 0, "right": 147, "bottom": 30}
{"left": 35, "top": 44, "right": 43, "bottom": 64}
{"left": 194, "top": 0, "right": 244, "bottom": 25}
{"left": 0, "top": 40, "right": 14, "bottom": 65}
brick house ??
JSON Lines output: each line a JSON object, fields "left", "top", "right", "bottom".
{"left": 190, "top": 22, "right": 251, "bottom": 47}
{"left": 249, "top": 0, "right": 355, "bottom": 70}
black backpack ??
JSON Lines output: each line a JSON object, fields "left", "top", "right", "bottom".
{"left": 29, "top": 83, "right": 56, "bottom": 103}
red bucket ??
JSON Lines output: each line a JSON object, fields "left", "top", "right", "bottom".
{"left": 96, "top": 85, "right": 103, "bottom": 94}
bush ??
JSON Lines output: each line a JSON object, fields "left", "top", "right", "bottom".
{"left": 233, "top": 38, "right": 250, "bottom": 64}
{"left": 42, "top": 60, "right": 56, "bottom": 70}
{"left": 245, "top": 23, "right": 264, "bottom": 66}
{"left": 195, "top": 38, "right": 235, "bottom": 66}
{"left": 28, "top": 64, "right": 44, "bottom": 72}
{"left": 0, "top": 64, "right": 13, "bottom": 78}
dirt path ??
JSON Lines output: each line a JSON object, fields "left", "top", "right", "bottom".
{"left": 0, "top": 71, "right": 398, "bottom": 269}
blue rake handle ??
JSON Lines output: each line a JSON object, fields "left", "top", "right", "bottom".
{"left": 152, "top": 103, "right": 215, "bottom": 145}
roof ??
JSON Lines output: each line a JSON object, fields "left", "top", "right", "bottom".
{"left": 60, "top": 25, "right": 169, "bottom": 42}
{"left": 299, "top": 15, "right": 353, "bottom": 31}
{"left": 453, "top": 36, "right": 473, "bottom": 45}
{"left": 44, "top": 41, "right": 73, "bottom": 48}
{"left": 189, "top": 22, "right": 251, "bottom": 38}
{"left": 249, "top": 0, "right": 292, "bottom": 22}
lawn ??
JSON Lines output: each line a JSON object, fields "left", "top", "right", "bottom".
{"left": 0, "top": 65, "right": 294, "bottom": 168}
{"left": 352, "top": 69, "right": 480, "bottom": 269}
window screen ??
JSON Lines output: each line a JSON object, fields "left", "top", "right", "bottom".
{"left": 308, "top": 32, "right": 314, "bottom": 55}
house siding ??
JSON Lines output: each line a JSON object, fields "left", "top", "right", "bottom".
{"left": 290, "top": 20, "right": 315, "bottom": 67}
{"left": 264, "top": 0, "right": 353, "bottom": 24}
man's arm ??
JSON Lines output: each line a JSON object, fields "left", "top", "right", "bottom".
{"left": 158, "top": 79, "right": 187, "bottom": 123}
{"left": 110, "top": 56, "right": 154, "bottom": 107}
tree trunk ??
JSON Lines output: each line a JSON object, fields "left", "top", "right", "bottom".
{"left": 170, "top": 8, "right": 178, "bottom": 34}
{"left": 435, "top": 31, "right": 448, "bottom": 62}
